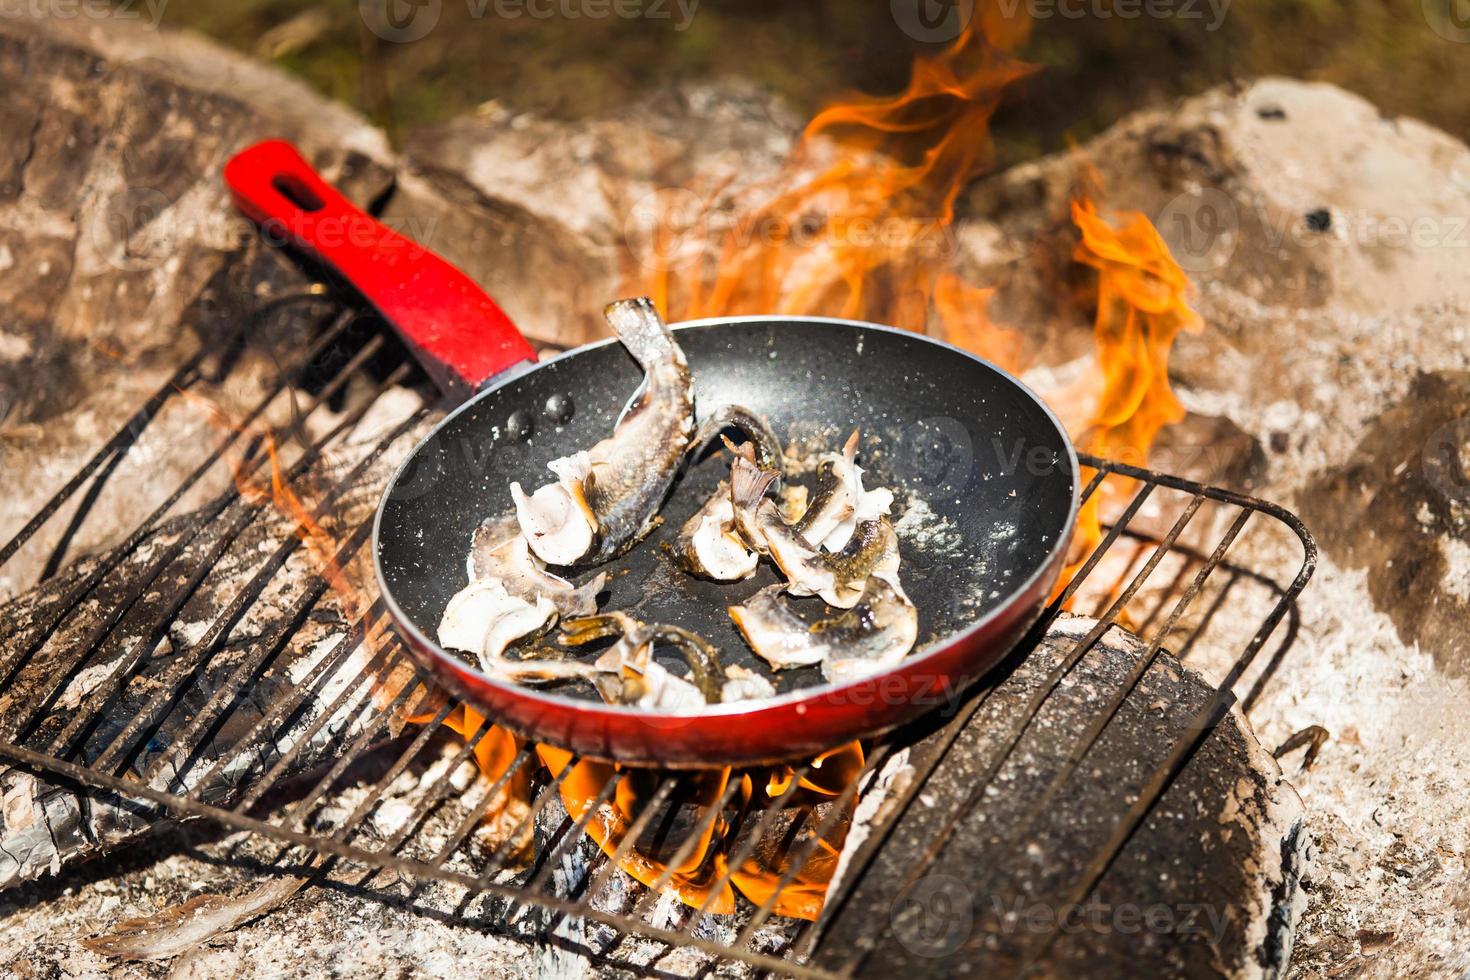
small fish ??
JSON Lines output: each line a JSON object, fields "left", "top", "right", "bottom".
{"left": 437, "top": 578, "right": 557, "bottom": 672}
{"left": 796, "top": 430, "right": 894, "bottom": 552}
{"left": 672, "top": 481, "right": 759, "bottom": 581}
{"left": 728, "top": 577, "right": 918, "bottom": 681}
{"left": 561, "top": 613, "right": 723, "bottom": 705}
{"left": 468, "top": 513, "right": 605, "bottom": 616}
{"left": 728, "top": 446, "right": 891, "bottom": 609}
{"left": 513, "top": 298, "right": 695, "bottom": 566}
{"left": 821, "top": 517, "right": 902, "bottom": 606}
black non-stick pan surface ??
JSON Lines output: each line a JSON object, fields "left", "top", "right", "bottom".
{"left": 375, "top": 316, "right": 1078, "bottom": 763}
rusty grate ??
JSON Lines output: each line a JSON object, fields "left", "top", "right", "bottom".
{"left": 0, "top": 278, "right": 1315, "bottom": 977}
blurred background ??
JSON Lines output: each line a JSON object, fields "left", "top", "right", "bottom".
{"left": 160, "top": 0, "right": 1466, "bottom": 159}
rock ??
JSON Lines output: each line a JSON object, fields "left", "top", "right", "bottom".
{"left": 383, "top": 82, "right": 801, "bottom": 347}
{"left": 2, "top": 8, "right": 1468, "bottom": 974}
{"left": 817, "top": 615, "right": 1304, "bottom": 980}
{"left": 964, "top": 77, "right": 1470, "bottom": 324}
{"left": 0, "top": 12, "right": 393, "bottom": 595}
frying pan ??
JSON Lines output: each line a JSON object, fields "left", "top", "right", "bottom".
{"left": 226, "top": 140, "right": 1079, "bottom": 767}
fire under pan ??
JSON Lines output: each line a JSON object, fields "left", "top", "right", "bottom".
{"left": 0, "top": 273, "right": 1315, "bottom": 977}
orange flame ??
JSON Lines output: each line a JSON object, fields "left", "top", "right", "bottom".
{"left": 1060, "top": 189, "right": 1204, "bottom": 584}
{"left": 535, "top": 742, "right": 864, "bottom": 920}
{"left": 632, "top": 6, "right": 1036, "bottom": 354}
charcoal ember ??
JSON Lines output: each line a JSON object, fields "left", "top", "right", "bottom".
{"left": 813, "top": 614, "right": 1305, "bottom": 980}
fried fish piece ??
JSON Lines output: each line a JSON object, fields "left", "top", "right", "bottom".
{"left": 561, "top": 612, "right": 724, "bottom": 705}
{"left": 728, "top": 577, "right": 917, "bottom": 681}
{"left": 728, "top": 446, "right": 897, "bottom": 609}
{"left": 438, "top": 578, "right": 557, "bottom": 671}
{"left": 672, "top": 481, "right": 760, "bottom": 581}
{"left": 513, "top": 298, "right": 695, "bottom": 566}
{"left": 468, "top": 513, "right": 604, "bottom": 616}
{"left": 795, "top": 430, "right": 894, "bottom": 552}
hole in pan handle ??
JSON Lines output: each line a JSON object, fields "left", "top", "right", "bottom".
{"left": 223, "top": 139, "right": 538, "bottom": 402}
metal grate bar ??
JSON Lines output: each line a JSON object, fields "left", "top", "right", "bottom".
{"left": 0, "top": 299, "right": 349, "bottom": 664}
{"left": 0, "top": 307, "right": 372, "bottom": 743}
{"left": 17, "top": 359, "right": 413, "bottom": 763}
{"left": 87, "top": 399, "right": 422, "bottom": 776}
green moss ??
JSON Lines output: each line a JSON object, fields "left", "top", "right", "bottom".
{"left": 137, "top": 0, "right": 1468, "bottom": 155}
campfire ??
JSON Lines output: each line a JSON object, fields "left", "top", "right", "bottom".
{"left": 187, "top": 2, "right": 1213, "bottom": 927}
{"left": 0, "top": 2, "right": 1359, "bottom": 975}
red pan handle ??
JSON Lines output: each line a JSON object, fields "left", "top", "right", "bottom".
{"left": 224, "top": 139, "right": 537, "bottom": 397}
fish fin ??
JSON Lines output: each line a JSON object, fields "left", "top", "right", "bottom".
{"left": 547, "top": 452, "right": 600, "bottom": 531}
{"left": 730, "top": 454, "right": 779, "bottom": 510}
{"left": 720, "top": 434, "right": 757, "bottom": 462}
{"left": 563, "top": 572, "right": 606, "bottom": 617}
{"left": 604, "top": 297, "right": 681, "bottom": 369}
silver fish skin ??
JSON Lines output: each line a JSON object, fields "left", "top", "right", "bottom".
{"left": 796, "top": 431, "right": 859, "bottom": 543}
{"left": 468, "top": 513, "right": 605, "bottom": 616}
{"left": 728, "top": 577, "right": 918, "bottom": 679}
{"left": 727, "top": 449, "right": 855, "bottom": 607}
{"left": 578, "top": 298, "right": 695, "bottom": 562}
{"left": 561, "top": 612, "right": 723, "bottom": 704}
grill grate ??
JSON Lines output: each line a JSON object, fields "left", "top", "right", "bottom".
{"left": 0, "top": 283, "right": 1315, "bottom": 977}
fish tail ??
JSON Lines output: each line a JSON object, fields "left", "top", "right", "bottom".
{"left": 729, "top": 454, "right": 778, "bottom": 511}
{"left": 565, "top": 572, "right": 607, "bottom": 616}
{"left": 604, "top": 297, "right": 682, "bottom": 369}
